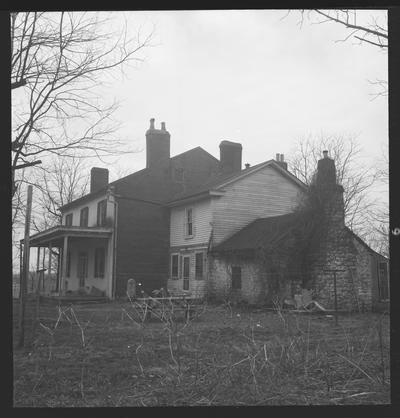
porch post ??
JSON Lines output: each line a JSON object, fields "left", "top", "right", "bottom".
{"left": 36, "top": 247, "right": 40, "bottom": 293}
{"left": 48, "top": 242, "right": 52, "bottom": 293}
{"left": 61, "top": 236, "right": 69, "bottom": 295}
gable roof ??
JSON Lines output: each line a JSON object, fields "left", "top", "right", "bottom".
{"left": 167, "top": 159, "right": 307, "bottom": 206}
{"left": 345, "top": 226, "right": 388, "bottom": 259}
{"left": 60, "top": 146, "right": 218, "bottom": 211}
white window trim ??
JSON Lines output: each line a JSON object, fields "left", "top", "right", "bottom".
{"left": 184, "top": 207, "right": 195, "bottom": 239}
{"left": 170, "top": 253, "right": 180, "bottom": 280}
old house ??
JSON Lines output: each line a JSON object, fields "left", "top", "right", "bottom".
{"left": 26, "top": 118, "right": 389, "bottom": 311}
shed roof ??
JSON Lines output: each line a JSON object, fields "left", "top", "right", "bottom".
{"left": 212, "top": 212, "right": 306, "bottom": 253}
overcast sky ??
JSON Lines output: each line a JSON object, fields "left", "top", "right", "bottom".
{"left": 95, "top": 9, "right": 388, "bottom": 181}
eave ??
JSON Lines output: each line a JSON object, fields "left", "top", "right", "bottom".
{"left": 166, "top": 190, "right": 225, "bottom": 208}
{"left": 22, "top": 226, "right": 113, "bottom": 247}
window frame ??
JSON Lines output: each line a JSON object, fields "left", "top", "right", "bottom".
{"left": 185, "top": 207, "right": 194, "bottom": 238}
{"left": 80, "top": 206, "right": 89, "bottom": 227}
{"left": 97, "top": 199, "right": 107, "bottom": 226}
{"left": 170, "top": 253, "right": 180, "bottom": 280}
{"left": 94, "top": 247, "right": 105, "bottom": 278}
{"left": 195, "top": 252, "right": 204, "bottom": 280}
{"left": 231, "top": 265, "right": 242, "bottom": 290}
{"left": 65, "top": 213, "right": 73, "bottom": 226}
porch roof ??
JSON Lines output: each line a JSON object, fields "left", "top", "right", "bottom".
{"left": 22, "top": 225, "right": 113, "bottom": 247}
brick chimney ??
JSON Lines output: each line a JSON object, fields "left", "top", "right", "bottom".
{"left": 275, "top": 153, "right": 288, "bottom": 170}
{"left": 219, "top": 140, "right": 242, "bottom": 174}
{"left": 90, "top": 167, "right": 109, "bottom": 193}
{"left": 146, "top": 118, "right": 170, "bottom": 169}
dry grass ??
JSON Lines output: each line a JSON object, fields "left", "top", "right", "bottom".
{"left": 13, "top": 300, "right": 390, "bottom": 406}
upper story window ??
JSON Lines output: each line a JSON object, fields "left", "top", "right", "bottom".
{"left": 232, "top": 266, "right": 242, "bottom": 290}
{"left": 185, "top": 208, "right": 194, "bottom": 237}
{"left": 97, "top": 199, "right": 107, "bottom": 226}
{"left": 80, "top": 207, "right": 89, "bottom": 227}
{"left": 174, "top": 167, "right": 185, "bottom": 182}
{"left": 65, "top": 213, "right": 73, "bottom": 226}
{"left": 170, "top": 254, "right": 179, "bottom": 279}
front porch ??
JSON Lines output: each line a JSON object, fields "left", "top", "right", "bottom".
{"left": 23, "top": 225, "right": 114, "bottom": 299}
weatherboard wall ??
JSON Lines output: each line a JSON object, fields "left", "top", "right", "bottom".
{"left": 211, "top": 165, "right": 303, "bottom": 246}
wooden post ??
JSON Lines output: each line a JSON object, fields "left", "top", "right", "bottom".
{"left": 19, "top": 242, "right": 23, "bottom": 298}
{"left": 35, "top": 247, "right": 40, "bottom": 293}
{"left": 333, "top": 271, "right": 338, "bottom": 326}
{"left": 48, "top": 243, "right": 52, "bottom": 293}
{"left": 18, "top": 185, "right": 33, "bottom": 348}
{"left": 324, "top": 268, "right": 345, "bottom": 327}
{"left": 61, "top": 236, "right": 69, "bottom": 294}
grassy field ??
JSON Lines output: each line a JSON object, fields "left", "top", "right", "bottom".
{"left": 13, "top": 299, "right": 390, "bottom": 406}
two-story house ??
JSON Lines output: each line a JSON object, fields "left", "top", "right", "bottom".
{"left": 26, "top": 118, "right": 389, "bottom": 311}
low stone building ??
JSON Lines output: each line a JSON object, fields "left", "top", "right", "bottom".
{"left": 210, "top": 153, "right": 389, "bottom": 311}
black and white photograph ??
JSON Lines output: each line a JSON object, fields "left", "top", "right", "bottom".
{"left": 11, "top": 9, "right": 391, "bottom": 406}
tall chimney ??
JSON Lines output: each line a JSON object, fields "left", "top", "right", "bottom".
{"left": 90, "top": 167, "right": 109, "bottom": 193}
{"left": 146, "top": 118, "right": 170, "bottom": 169}
{"left": 315, "top": 151, "right": 344, "bottom": 225}
{"left": 316, "top": 150, "right": 336, "bottom": 187}
{"left": 219, "top": 140, "right": 242, "bottom": 174}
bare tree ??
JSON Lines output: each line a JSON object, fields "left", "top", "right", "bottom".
{"left": 11, "top": 11, "right": 153, "bottom": 196}
{"left": 288, "top": 134, "right": 377, "bottom": 237}
{"left": 298, "top": 10, "right": 387, "bottom": 48}
{"left": 290, "top": 9, "right": 388, "bottom": 98}
{"left": 31, "top": 155, "right": 89, "bottom": 232}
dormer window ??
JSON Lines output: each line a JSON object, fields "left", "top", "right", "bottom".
{"left": 65, "top": 213, "right": 73, "bottom": 226}
{"left": 186, "top": 208, "right": 193, "bottom": 237}
{"left": 80, "top": 207, "right": 89, "bottom": 227}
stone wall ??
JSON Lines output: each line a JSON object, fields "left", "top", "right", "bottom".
{"left": 207, "top": 254, "right": 266, "bottom": 304}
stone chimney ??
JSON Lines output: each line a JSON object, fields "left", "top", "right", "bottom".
{"left": 219, "top": 140, "right": 242, "bottom": 174}
{"left": 146, "top": 118, "right": 170, "bottom": 169}
{"left": 90, "top": 167, "right": 109, "bottom": 193}
{"left": 275, "top": 153, "right": 288, "bottom": 170}
{"left": 315, "top": 150, "right": 344, "bottom": 225}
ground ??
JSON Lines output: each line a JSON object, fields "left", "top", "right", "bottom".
{"left": 13, "top": 299, "right": 390, "bottom": 406}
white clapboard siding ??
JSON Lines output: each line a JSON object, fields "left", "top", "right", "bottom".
{"left": 170, "top": 199, "right": 212, "bottom": 247}
{"left": 212, "top": 165, "right": 302, "bottom": 245}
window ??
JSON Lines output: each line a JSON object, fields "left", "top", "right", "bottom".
{"left": 94, "top": 247, "right": 105, "bottom": 278}
{"left": 232, "top": 266, "right": 242, "bottom": 290}
{"left": 183, "top": 256, "right": 190, "bottom": 291}
{"left": 80, "top": 207, "right": 89, "bottom": 227}
{"left": 186, "top": 208, "right": 193, "bottom": 237}
{"left": 195, "top": 252, "right": 204, "bottom": 279}
{"left": 175, "top": 167, "right": 184, "bottom": 182}
{"left": 77, "top": 252, "right": 88, "bottom": 287}
{"left": 378, "top": 262, "right": 389, "bottom": 301}
{"left": 171, "top": 254, "right": 179, "bottom": 279}
{"left": 66, "top": 250, "right": 71, "bottom": 277}
{"left": 65, "top": 213, "right": 73, "bottom": 226}
{"left": 97, "top": 199, "right": 107, "bottom": 226}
